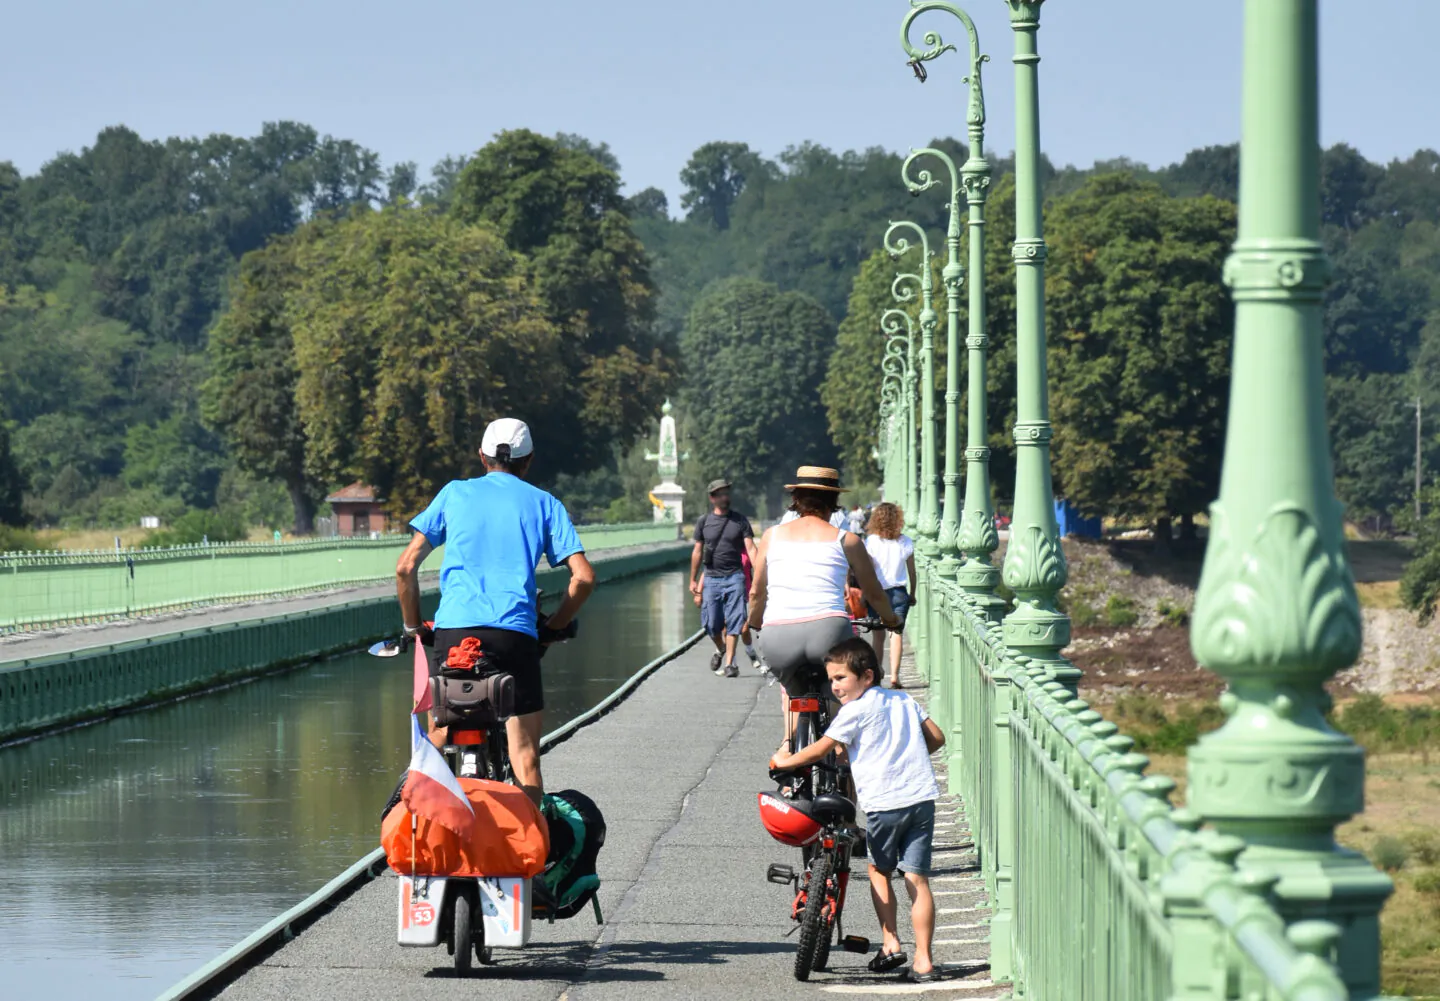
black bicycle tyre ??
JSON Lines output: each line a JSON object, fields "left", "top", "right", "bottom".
{"left": 813, "top": 895, "right": 833, "bottom": 972}
{"left": 793, "top": 850, "right": 832, "bottom": 981}
{"left": 452, "top": 889, "right": 473, "bottom": 974}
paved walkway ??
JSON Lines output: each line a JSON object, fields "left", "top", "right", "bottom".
{"left": 213, "top": 645, "right": 1000, "bottom": 1000}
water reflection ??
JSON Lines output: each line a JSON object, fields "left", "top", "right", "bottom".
{"left": 0, "top": 569, "right": 696, "bottom": 1001}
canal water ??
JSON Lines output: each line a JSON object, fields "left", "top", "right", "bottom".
{"left": 0, "top": 568, "right": 698, "bottom": 1001}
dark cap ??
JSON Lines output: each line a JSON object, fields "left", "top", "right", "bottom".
{"left": 706, "top": 479, "right": 731, "bottom": 495}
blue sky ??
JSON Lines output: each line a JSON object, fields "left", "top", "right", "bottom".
{"left": 1, "top": 0, "right": 1433, "bottom": 210}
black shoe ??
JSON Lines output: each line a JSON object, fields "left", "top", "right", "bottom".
{"left": 710, "top": 652, "right": 723, "bottom": 675}
{"left": 723, "top": 662, "right": 739, "bottom": 678}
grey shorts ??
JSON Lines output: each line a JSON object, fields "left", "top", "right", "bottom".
{"left": 758, "top": 616, "right": 855, "bottom": 692}
{"left": 867, "top": 799, "right": 936, "bottom": 876}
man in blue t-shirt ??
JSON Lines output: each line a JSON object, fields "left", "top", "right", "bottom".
{"left": 395, "top": 417, "right": 596, "bottom": 805}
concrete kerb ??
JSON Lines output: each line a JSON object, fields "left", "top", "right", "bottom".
{"left": 155, "top": 627, "right": 706, "bottom": 1001}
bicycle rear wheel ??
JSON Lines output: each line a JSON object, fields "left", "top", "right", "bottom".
{"left": 793, "top": 850, "right": 832, "bottom": 981}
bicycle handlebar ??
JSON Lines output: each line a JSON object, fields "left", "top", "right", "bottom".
{"left": 852, "top": 616, "right": 899, "bottom": 633}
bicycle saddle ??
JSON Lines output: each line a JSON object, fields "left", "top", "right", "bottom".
{"left": 808, "top": 793, "right": 857, "bottom": 825}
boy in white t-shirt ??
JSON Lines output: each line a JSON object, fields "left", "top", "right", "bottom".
{"left": 770, "top": 638, "right": 946, "bottom": 982}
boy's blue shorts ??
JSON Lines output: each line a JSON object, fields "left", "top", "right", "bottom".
{"left": 866, "top": 799, "right": 935, "bottom": 876}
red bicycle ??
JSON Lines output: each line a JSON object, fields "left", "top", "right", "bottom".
{"left": 757, "top": 619, "right": 886, "bottom": 980}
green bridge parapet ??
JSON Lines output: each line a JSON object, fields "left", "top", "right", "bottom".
{"left": 0, "top": 521, "right": 679, "bottom": 635}
{"left": 0, "top": 542, "right": 689, "bottom": 745}
{"left": 921, "top": 574, "right": 1354, "bottom": 1000}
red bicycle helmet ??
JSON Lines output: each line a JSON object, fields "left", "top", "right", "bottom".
{"left": 757, "top": 791, "right": 823, "bottom": 847}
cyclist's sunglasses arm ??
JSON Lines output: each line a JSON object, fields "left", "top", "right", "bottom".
{"left": 396, "top": 532, "right": 434, "bottom": 632}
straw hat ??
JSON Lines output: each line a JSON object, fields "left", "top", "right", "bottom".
{"left": 785, "top": 466, "right": 846, "bottom": 493}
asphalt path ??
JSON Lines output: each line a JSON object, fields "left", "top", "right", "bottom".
{"left": 213, "top": 644, "right": 999, "bottom": 1000}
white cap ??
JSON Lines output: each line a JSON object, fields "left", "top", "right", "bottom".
{"left": 481, "top": 418, "right": 533, "bottom": 459}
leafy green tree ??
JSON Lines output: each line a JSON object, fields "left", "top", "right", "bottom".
{"left": 386, "top": 161, "right": 419, "bottom": 203}
{"left": 1044, "top": 174, "right": 1236, "bottom": 538}
{"left": 554, "top": 132, "right": 621, "bottom": 174}
{"left": 1323, "top": 241, "right": 1430, "bottom": 377}
{"left": 1368, "top": 149, "right": 1440, "bottom": 227}
{"left": 122, "top": 410, "right": 227, "bottom": 509}
{"left": 418, "top": 154, "right": 469, "bottom": 209}
{"left": 1156, "top": 144, "right": 1239, "bottom": 201}
{"left": 0, "top": 266, "right": 143, "bottom": 435}
{"left": 680, "top": 142, "right": 764, "bottom": 231}
{"left": 625, "top": 187, "right": 669, "bottom": 221}
{"left": 680, "top": 277, "right": 836, "bottom": 514}
{"left": 143, "top": 507, "right": 247, "bottom": 547}
{"left": 822, "top": 249, "right": 941, "bottom": 483}
{"left": 203, "top": 228, "right": 324, "bottom": 533}
{"left": 11, "top": 412, "right": 110, "bottom": 505}
{"left": 821, "top": 172, "right": 1019, "bottom": 505}
{"left": 287, "top": 206, "right": 563, "bottom": 517}
{"left": 1326, "top": 372, "right": 1412, "bottom": 528}
{"left": 450, "top": 129, "right": 673, "bottom": 473}
{"left": 0, "top": 409, "right": 25, "bottom": 525}
{"left": 1320, "top": 143, "right": 1384, "bottom": 231}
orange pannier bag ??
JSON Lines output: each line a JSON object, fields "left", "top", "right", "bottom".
{"left": 382, "top": 777, "right": 549, "bottom": 878}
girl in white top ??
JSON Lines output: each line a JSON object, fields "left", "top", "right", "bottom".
{"left": 746, "top": 467, "right": 898, "bottom": 735}
{"left": 863, "top": 502, "right": 917, "bottom": 688}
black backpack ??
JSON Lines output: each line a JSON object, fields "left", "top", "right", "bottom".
{"left": 540, "top": 789, "right": 607, "bottom": 922}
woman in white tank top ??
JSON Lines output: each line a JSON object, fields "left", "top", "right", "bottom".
{"left": 745, "top": 467, "right": 900, "bottom": 705}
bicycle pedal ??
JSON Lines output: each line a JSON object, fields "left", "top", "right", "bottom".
{"left": 766, "top": 863, "right": 797, "bottom": 886}
{"left": 841, "top": 934, "right": 870, "bottom": 953}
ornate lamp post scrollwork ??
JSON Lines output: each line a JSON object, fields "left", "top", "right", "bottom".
{"left": 903, "top": 0, "right": 1001, "bottom": 611}
{"left": 885, "top": 221, "right": 940, "bottom": 556}
{"left": 881, "top": 308, "right": 919, "bottom": 527}
{"left": 901, "top": 148, "right": 964, "bottom": 580}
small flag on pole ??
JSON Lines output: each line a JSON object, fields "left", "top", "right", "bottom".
{"left": 402, "top": 716, "right": 474, "bottom": 837}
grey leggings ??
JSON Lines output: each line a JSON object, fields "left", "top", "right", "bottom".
{"left": 759, "top": 616, "right": 855, "bottom": 692}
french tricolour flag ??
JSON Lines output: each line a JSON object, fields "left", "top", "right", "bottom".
{"left": 402, "top": 716, "right": 475, "bottom": 837}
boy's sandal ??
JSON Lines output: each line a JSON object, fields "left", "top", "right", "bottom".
{"left": 868, "top": 950, "right": 908, "bottom": 973}
{"left": 906, "top": 968, "right": 943, "bottom": 983}
{"left": 890, "top": 679, "right": 904, "bottom": 689}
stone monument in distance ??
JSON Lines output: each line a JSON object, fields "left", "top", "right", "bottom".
{"left": 645, "top": 400, "right": 686, "bottom": 524}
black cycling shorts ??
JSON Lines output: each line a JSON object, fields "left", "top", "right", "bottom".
{"left": 430, "top": 627, "right": 544, "bottom": 717}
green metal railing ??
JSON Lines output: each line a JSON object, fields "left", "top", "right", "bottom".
{"left": 0, "top": 543, "right": 689, "bottom": 743}
{"left": 0, "top": 522, "right": 678, "bottom": 634}
{"left": 886, "top": 1, "right": 1393, "bottom": 996}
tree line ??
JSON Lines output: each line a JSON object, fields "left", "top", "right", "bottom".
{"left": 0, "top": 125, "right": 1436, "bottom": 570}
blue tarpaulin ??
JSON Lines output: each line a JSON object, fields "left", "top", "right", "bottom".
{"left": 1054, "top": 499, "right": 1101, "bottom": 539}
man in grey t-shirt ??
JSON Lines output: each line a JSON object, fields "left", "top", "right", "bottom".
{"left": 689, "top": 479, "right": 757, "bottom": 677}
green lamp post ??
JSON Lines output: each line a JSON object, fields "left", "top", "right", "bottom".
{"left": 885, "top": 221, "right": 940, "bottom": 556}
{"left": 900, "top": 0, "right": 1001, "bottom": 616}
{"left": 881, "top": 307, "right": 919, "bottom": 528}
{"left": 994, "top": 0, "right": 1076, "bottom": 691}
{"left": 1187, "top": 1, "right": 1392, "bottom": 992}
{"left": 878, "top": 375, "right": 900, "bottom": 505}
{"left": 901, "top": 146, "right": 964, "bottom": 582}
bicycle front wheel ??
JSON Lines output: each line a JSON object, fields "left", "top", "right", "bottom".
{"left": 793, "top": 850, "right": 832, "bottom": 981}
